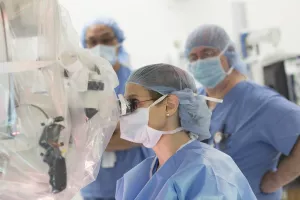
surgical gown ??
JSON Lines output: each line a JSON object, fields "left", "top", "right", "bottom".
{"left": 199, "top": 81, "right": 300, "bottom": 200}
{"left": 116, "top": 140, "right": 256, "bottom": 200}
{"left": 81, "top": 65, "right": 154, "bottom": 199}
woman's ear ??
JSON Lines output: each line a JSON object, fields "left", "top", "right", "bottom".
{"left": 166, "top": 95, "right": 179, "bottom": 116}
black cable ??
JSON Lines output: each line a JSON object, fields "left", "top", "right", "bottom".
{"left": 15, "top": 104, "right": 49, "bottom": 119}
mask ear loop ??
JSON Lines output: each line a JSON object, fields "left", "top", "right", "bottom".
{"left": 220, "top": 43, "right": 234, "bottom": 75}
{"left": 115, "top": 44, "right": 121, "bottom": 63}
{"left": 226, "top": 67, "right": 234, "bottom": 75}
{"left": 150, "top": 95, "right": 168, "bottom": 107}
{"left": 155, "top": 94, "right": 222, "bottom": 105}
{"left": 219, "top": 42, "right": 231, "bottom": 56}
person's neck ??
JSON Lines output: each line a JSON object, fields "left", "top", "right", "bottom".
{"left": 206, "top": 71, "right": 246, "bottom": 99}
{"left": 113, "top": 62, "right": 121, "bottom": 72}
{"left": 152, "top": 131, "right": 190, "bottom": 167}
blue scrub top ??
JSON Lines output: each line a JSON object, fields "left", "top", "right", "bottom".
{"left": 200, "top": 81, "right": 300, "bottom": 200}
{"left": 114, "top": 66, "right": 131, "bottom": 95}
{"left": 81, "top": 65, "right": 154, "bottom": 198}
{"left": 116, "top": 140, "right": 256, "bottom": 200}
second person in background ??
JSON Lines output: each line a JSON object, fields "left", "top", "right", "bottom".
{"left": 80, "top": 17, "right": 153, "bottom": 200}
{"left": 185, "top": 24, "right": 300, "bottom": 200}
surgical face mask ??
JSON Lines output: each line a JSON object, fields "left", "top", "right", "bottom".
{"left": 189, "top": 46, "right": 233, "bottom": 88}
{"left": 90, "top": 44, "right": 118, "bottom": 65}
{"left": 190, "top": 58, "right": 233, "bottom": 88}
{"left": 120, "top": 95, "right": 183, "bottom": 148}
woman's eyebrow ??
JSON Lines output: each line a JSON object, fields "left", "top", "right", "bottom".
{"left": 125, "top": 94, "right": 138, "bottom": 99}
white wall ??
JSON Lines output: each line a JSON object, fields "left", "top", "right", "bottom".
{"left": 59, "top": 0, "right": 234, "bottom": 69}
{"left": 239, "top": 0, "right": 300, "bottom": 84}
{"left": 246, "top": 0, "right": 300, "bottom": 55}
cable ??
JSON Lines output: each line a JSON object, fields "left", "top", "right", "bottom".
{"left": 15, "top": 104, "right": 49, "bottom": 119}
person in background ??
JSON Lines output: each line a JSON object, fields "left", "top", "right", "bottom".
{"left": 80, "top": 17, "right": 153, "bottom": 200}
{"left": 185, "top": 24, "right": 300, "bottom": 200}
{"left": 115, "top": 63, "right": 256, "bottom": 200}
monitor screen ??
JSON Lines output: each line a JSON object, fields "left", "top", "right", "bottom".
{"left": 263, "top": 60, "right": 289, "bottom": 99}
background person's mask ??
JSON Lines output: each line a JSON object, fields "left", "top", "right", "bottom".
{"left": 91, "top": 44, "right": 118, "bottom": 65}
{"left": 189, "top": 44, "right": 232, "bottom": 88}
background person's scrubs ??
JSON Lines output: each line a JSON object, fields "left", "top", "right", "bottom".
{"left": 80, "top": 17, "right": 154, "bottom": 200}
{"left": 114, "top": 66, "right": 130, "bottom": 95}
{"left": 204, "top": 81, "right": 300, "bottom": 200}
{"left": 81, "top": 65, "right": 153, "bottom": 199}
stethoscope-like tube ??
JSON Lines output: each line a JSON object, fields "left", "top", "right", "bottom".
{"left": 0, "top": 4, "right": 17, "bottom": 134}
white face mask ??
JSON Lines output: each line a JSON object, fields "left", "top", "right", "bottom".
{"left": 90, "top": 44, "right": 118, "bottom": 65}
{"left": 120, "top": 95, "right": 183, "bottom": 148}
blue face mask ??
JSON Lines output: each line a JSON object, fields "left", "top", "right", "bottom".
{"left": 90, "top": 44, "right": 118, "bottom": 65}
{"left": 189, "top": 56, "right": 233, "bottom": 88}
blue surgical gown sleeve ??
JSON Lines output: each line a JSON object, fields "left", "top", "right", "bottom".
{"left": 262, "top": 98, "right": 300, "bottom": 156}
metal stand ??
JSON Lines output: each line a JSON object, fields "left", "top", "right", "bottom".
{"left": 0, "top": 2, "right": 15, "bottom": 138}
{"left": 0, "top": 2, "right": 10, "bottom": 62}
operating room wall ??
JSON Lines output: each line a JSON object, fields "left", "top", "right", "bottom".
{"left": 59, "top": 0, "right": 300, "bottom": 69}
{"left": 245, "top": 0, "right": 300, "bottom": 55}
{"left": 238, "top": 0, "right": 300, "bottom": 85}
{"left": 59, "top": 0, "right": 234, "bottom": 69}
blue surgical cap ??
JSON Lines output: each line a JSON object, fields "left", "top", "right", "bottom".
{"left": 185, "top": 24, "right": 247, "bottom": 74}
{"left": 81, "top": 17, "right": 130, "bottom": 67}
{"left": 128, "top": 63, "right": 211, "bottom": 141}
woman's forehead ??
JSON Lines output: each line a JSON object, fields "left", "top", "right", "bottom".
{"left": 125, "top": 83, "right": 150, "bottom": 98}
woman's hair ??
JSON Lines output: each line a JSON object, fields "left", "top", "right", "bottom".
{"left": 149, "top": 90, "right": 163, "bottom": 101}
